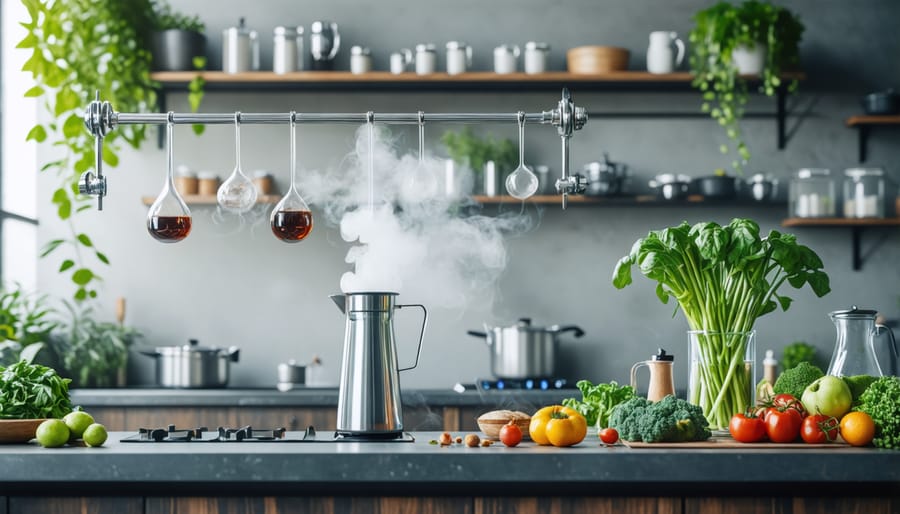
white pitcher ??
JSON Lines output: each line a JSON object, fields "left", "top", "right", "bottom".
{"left": 646, "top": 31, "right": 685, "bottom": 74}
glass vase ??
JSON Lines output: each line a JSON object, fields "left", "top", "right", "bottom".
{"left": 688, "top": 330, "right": 756, "bottom": 432}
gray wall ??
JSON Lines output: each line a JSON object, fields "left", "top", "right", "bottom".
{"left": 36, "top": 0, "right": 900, "bottom": 389}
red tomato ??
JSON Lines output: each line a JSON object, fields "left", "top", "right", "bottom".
{"left": 499, "top": 421, "right": 523, "bottom": 447}
{"left": 599, "top": 428, "right": 619, "bottom": 445}
{"left": 800, "top": 414, "right": 839, "bottom": 444}
{"left": 765, "top": 407, "right": 803, "bottom": 443}
{"left": 772, "top": 394, "right": 807, "bottom": 417}
{"left": 728, "top": 413, "right": 766, "bottom": 443}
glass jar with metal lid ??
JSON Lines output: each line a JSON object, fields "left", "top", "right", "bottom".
{"left": 415, "top": 44, "right": 437, "bottom": 75}
{"left": 789, "top": 168, "right": 835, "bottom": 218}
{"left": 842, "top": 167, "right": 885, "bottom": 218}
{"left": 524, "top": 42, "right": 550, "bottom": 74}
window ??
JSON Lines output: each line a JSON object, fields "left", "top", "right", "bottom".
{"left": 1, "top": 0, "right": 38, "bottom": 291}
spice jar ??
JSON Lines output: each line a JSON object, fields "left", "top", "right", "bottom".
{"left": 350, "top": 46, "right": 372, "bottom": 74}
{"left": 842, "top": 167, "right": 885, "bottom": 218}
{"left": 174, "top": 165, "right": 198, "bottom": 196}
{"left": 789, "top": 168, "right": 835, "bottom": 218}
{"left": 415, "top": 44, "right": 437, "bottom": 75}
{"left": 252, "top": 170, "right": 274, "bottom": 195}
{"left": 198, "top": 172, "right": 220, "bottom": 197}
{"left": 524, "top": 42, "right": 549, "bottom": 74}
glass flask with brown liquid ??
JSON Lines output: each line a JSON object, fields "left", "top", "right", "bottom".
{"left": 270, "top": 112, "right": 313, "bottom": 242}
{"left": 147, "top": 119, "right": 192, "bottom": 243}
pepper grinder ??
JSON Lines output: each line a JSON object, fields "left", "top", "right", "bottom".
{"left": 630, "top": 348, "right": 675, "bottom": 402}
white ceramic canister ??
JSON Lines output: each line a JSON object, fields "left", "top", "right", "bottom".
{"left": 646, "top": 31, "right": 685, "bottom": 74}
{"left": 445, "top": 41, "right": 472, "bottom": 75}
{"left": 222, "top": 18, "right": 259, "bottom": 73}
{"left": 390, "top": 48, "right": 412, "bottom": 74}
{"left": 415, "top": 44, "right": 437, "bottom": 75}
{"left": 524, "top": 42, "right": 549, "bottom": 74}
{"left": 273, "top": 26, "right": 303, "bottom": 74}
{"left": 493, "top": 44, "right": 520, "bottom": 74}
{"left": 732, "top": 43, "right": 766, "bottom": 75}
{"left": 350, "top": 46, "right": 372, "bottom": 74}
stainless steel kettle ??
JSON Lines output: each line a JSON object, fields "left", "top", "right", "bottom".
{"left": 330, "top": 292, "right": 427, "bottom": 437}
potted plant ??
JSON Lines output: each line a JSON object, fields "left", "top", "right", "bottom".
{"left": 612, "top": 218, "right": 830, "bottom": 431}
{"left": 689, "top": 1, "right": 804, "bottom": 172}
{"left": 149, "top": 0, "right": 206, "bottom": 72}
{"left": 0, "top": 288, "right": 57, "bottom": 368}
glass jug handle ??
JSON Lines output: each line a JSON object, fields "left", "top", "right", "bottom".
{"left": 630, "top": 361, "right": 648, "bottom": 393}
{"left": 876, "top": 324, "right": 899, "bottom": 375}
{"left": 397, "top": 303, "right": 428, "bottom": 372}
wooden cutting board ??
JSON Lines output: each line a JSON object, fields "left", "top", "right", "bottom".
{"left": 622, "top": 435, "right": 851, "bottom": 449}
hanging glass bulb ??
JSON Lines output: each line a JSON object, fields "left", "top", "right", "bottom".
{"left": 505, "top": 111, "right": 539, "bottom": 200}
{"left": 217, "top": 112, "right": 258, "bottom": 213}
{"left": 147, "top": 116, "right": 192, "bottom": 243}
{"left": 271, "top": 111, "right": 313, "bottom": 242}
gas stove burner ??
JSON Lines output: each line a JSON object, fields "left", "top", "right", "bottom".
{"left": 120, "top": 424, "right": 415, "bottom": 443}
{"left": 478, "top": 378, "right": 569, "bottom": 391}
{"left": 138, "top": 424, "right": 208, "bottom": 442}
{"left": 216, "top": 425, "right": 286, "bottom": 441}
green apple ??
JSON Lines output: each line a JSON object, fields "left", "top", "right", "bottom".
{"left": 801, "top": 375, "right": 852, "bottom": 418}
{"left": 63, "top": 411, "right": 94, "bottom": 440}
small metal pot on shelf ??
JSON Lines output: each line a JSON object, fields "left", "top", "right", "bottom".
{"left": 649, "top": 173, "right": 691, "bottom": 200}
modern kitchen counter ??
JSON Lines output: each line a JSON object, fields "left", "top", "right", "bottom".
{"left": 0, "top": 432, "right": 898, "bottom": 497}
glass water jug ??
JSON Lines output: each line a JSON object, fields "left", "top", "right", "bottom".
{"left": 827, "top": 306, "right": 896, "bottom": 377}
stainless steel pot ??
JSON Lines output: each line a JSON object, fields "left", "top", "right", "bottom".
{"left": 467, "top": 318, "right": 584, "bottom": 379}
{"left": 140, "top": 339, "right": 240, "bottom": 388}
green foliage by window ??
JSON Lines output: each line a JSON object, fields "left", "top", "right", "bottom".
{"left": 689, "top": 1, "right": 804, "bottom": 173}
{"left": 0, "top": 288, "right": 57, "bottom": 367}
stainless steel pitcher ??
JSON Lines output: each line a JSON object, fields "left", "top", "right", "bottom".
{"left": 309, "top": 21, "right": 340, "bottom": 70}
{"left": 330, "top": 292, "right": 427, "bottom": 437}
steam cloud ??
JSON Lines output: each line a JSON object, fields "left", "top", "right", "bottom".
{"left": 298, "top": 125, "right": 532, "bottom": 310}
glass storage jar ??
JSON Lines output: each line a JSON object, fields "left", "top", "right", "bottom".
{"left": 842, "top": 167, "right": 885, "bottom": 218}
{"left": 789, "top": 168, "right": 835, "bottom": 218}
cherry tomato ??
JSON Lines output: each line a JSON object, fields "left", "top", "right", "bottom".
{"left": 599, "top": 428, "right": 619, "bottom": 445}
{"left": 800, "top": 414, "right": 839, "bottom": 444}
{"left": 728, "top": 413, "right": 766, "bottom": 443}
{"left": 772, "top": 393, "right": 807, "bottom": 417}
{"left": 498, "top": 421, "right": 523, "bottom": 447}
{"left": 765, "top": 406, "right": 802, "bottom": 443}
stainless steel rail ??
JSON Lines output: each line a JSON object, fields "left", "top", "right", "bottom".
{"left": 80, "top": 89, "right": 588, "bottom": 210}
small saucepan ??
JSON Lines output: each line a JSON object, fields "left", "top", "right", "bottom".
{"left": 140, "top": 339, "right": 240, "bottom": 388}
{"left": 468, "top": 318, "right": 585, "bottom": 379}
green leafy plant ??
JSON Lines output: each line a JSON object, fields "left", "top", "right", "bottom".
{"left": 781, "top": 341, "right": 818, "bottom": 371}
{"left": 0, "top": 288, "right": 57, "bottom": 367}
{"left": 441, "top": 127, "right": 517, "bottom": 176}
{"left": 50, "top": 302, "right": 140, "bottom": 388}
{"left": 562, "top": 380, "right": 636, "bottom": 429}
{"left": 689, "top": 0, "right": 804, "bottom": 172}
{"left": 0, "top": 360, "right": 72, "bottom": 419}
{"left": 612, "top": 218, "right": 830, "bottom": 430}
{"left": 151, "top": 0, "right": 204, "bottom": 32}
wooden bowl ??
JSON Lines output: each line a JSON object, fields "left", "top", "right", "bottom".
{"left": 567, "top": 46, "right": 630, "bottom": 74}
{"left": 0, "top": 419, "right": 46, "bottom": 443}
{"left": 476, "top": 410, "right": 531, "bottom": 440}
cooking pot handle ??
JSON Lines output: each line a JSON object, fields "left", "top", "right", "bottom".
{"left": 552, "top": 325, "right": 585, "bottom": 338}
{"left": 467, "top": 330, "right": 488, "bottom": 339}
{"left": 397, "top": 303, "right": 428, "bottom": 372}
{"left": 138, "top": 349, "right": 159, "bottom": 357}
{"left": 226, "top": 346, "right": 240, "bottom": 362}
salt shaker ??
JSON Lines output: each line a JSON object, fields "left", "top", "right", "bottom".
{"left": 350, "top": 46, "right": 372, "bottom": 74}
{"left": 415, "top": 44, "right": 437, "bottom": 75}
{"left": 493, "top": 44, "right": 520, "bottom": 74}
{"left": 390, "top": 48, "right": 413, "bottom": 74}
{"left": 524, "top": 42, "right": 549, "bottom": 74}
{"left": 445, "top": 41, "right": 472, "bottom": 75}
{"left": 272, "top": 26, "right": 303, "bottom": 74}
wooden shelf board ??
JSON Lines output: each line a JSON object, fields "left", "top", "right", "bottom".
{"left": 846, "top": 115, "right": 900, "bottom": 127}
{"left": 473, "top": 194, "right": 784, "bottom": 206}
{"left": 141, "top": 194, "right": 281, "bottom": 206}
{"left": 781, "top": 217, "right": 900, "bottom": 227}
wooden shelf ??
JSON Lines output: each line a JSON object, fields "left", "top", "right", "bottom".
{"left": 474, "top": 194, "right": 784, "bottom": 206}
{"left": 844, "top": 115, "right": 900, "bottom": 163}
{"left": 141, "top": 194, "right": 281, "bottom": 206}
{"left": 781, "top": 217, "right": 900, "bottom": 270}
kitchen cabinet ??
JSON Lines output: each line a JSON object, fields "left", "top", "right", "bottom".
{"left": 845, "top": 115, "right": 900, "bottom": 162}
{"left": 7, "top": 497, "right": 142, "bottom": 514}
{"left": 684, "top": 497, "right": 900, "bottom": 514}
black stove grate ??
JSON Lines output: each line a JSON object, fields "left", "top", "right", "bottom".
{"left": 120, "top": 425, "right": 414, "bottom": 443}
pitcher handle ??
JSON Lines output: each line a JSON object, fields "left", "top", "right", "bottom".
{"left": 876, "top": 324, "right": 898, "bottom": 374}
{"left": 672, "top": 34, "right": 685, "bottom": 67}
{"left": 630, "top": 361, "right": 647, "bottom": 392}
{"left": 397, "top": 303, "right": 428, "bottom": 372}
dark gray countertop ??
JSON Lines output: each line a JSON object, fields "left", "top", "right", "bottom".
{"left": 70, "top": 387, "right": 576, "bottom": 408}
{"left": 0, "top": 432, "right": 898, "bottom": 496}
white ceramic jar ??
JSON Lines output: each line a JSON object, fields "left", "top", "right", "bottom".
{"left": 445, "top": 41, "right": 472, "bottom": 75}
{"left": 272, "top": 26, "right": 303, "bottom": 74}
{"left": 415, "top": 44, "right": 437, "bottom": 75}
{"left": 493, "top": 44, "right": 520, "bottom": 74}
{"left": 646, "top": 31, "right": 684, "bottom": 74}
{"left": 390, "top": 48, "right": 412, "bottom": 74}
{"left": 350, "top": 46, "right": 372, "bottom": 74}
{"left": 524, "top": 42, "right": 549, "bottom": 74}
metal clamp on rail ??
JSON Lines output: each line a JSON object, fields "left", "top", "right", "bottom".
{"left": 80, "top": 89, "right": 588, "bottom": 210}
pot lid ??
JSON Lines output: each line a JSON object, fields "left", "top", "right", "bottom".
{"left": 155, "top": 339, "right": 225, "bottom": 355}
{"left": 829, "top": 305, "right": 878, "bottom": 318}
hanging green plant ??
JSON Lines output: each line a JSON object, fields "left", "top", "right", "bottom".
{"left": 689, "top": 0, "right": 804, "bottom": 173}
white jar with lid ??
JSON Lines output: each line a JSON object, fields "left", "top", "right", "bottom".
{"left": 390, "top": 48, "right": 412, "bottom": 74}
{"left": 789, "top": 168, "right": 835, "bottom": 218}
{"left": 273, "top": 26, "right": 303, "bottom": 73}
{"left": 843, "top": 167, "right": 885, "bottom": 218}
{"left": 493, "top": 44, "right": 520, "bottom": 74}
{"left": 524, "top": 42, "right": 549, "bottom": 74}
{"left": 445, "top": 41, "right": 472, "bottom": 75}
{"left": 350, "top": 46, "right": 372, "bottom": 74}
{"left": 415, "top": 44, "right": 437, "bottom": 75}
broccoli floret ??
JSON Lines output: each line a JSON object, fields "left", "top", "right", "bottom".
{"left": 773, "top": 361, "right": 824, "bottom": 399}
{"left": 842, "top": 375, "right": 878, "bottom": 405}
{"left": 608, "top": 395, "right": 711, "bottom": 443}
{"left": 858, "top": 376, "right": 900, "bottom": 450}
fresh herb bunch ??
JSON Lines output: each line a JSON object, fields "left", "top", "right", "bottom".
{"left": 562, "top": 380, "right": 636, "bottom": 429}
{"left": 858, "top": 376, "right": 900, "bottom": 450}
{"left": 612, "top": 218, "right": 830, "bottom": 430}
{"left": 441, "top": 127, "right": 517, "bottom": 176}
{"left": 781, "top": 341, "right": 818, "bottom": 371}
{"left": 0, "top": 289, "right": 57, "bottom": 367}
{"left": 689, "top": 1, "right": 804, "bottom": 172}
{"left": 0, "top": 360, "right": 72, "bottom": 419}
